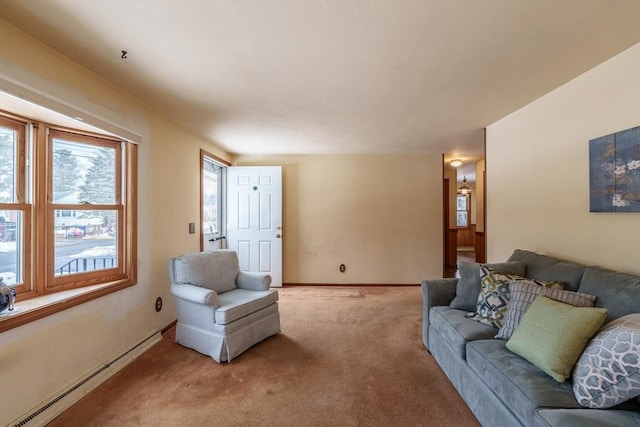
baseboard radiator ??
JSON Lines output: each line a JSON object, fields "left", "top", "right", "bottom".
{"left": 11, "top": 329, "right": 162, "bottom": 427}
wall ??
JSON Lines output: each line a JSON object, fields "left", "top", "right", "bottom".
{"left": 486, "top": 43, "right": 640, "bottom": 274}
{"left": 236, "top": 154, "right": 443, "bottom": 284}
{"left": 0, "top": 19, "right": 229, "bottom": 425}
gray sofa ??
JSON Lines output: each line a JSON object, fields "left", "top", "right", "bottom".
{"left": 421, "top": 249, "right": 640, "bottom": 427}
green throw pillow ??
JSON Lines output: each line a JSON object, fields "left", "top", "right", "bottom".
{"left": 506, "top": 295, "right": 608, "bottom": 383}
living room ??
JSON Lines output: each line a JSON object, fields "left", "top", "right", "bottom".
{"left": 0, "top": 1, "right": 639, "bottom": 426}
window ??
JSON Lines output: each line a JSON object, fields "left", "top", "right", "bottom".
{"left": 0, "top": 111, "right": 137, "bottom": 330}
{"left": 456, "top": 194, "right": 470, "bottom": 227}
{"left": 200, "top": 150, "right": 229, "bottom": 250}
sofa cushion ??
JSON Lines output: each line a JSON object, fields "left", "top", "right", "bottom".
{"left": 577, "top": 267, "right": 640, "bottom": 322}
{"left": 450, "top": 261, "right": 525, "bottom": 311}
{"left": 429, "top": 306, "right": 497, "bottom": 360}
{"left": 534, "top": 408, "right": 640, "bottom": 427}
{"left": 496, "top": 281, "right": 597, "bottom": 340}
{"left": 174, "top": 251, "right": 239, "bottom": 294}
{"left": 467, "top": 267, "right": 562, "bottom": 329}
{"left": 506, "top": 296, "right": 608, "bottom": 382}
{"left": 507, "top": 249, "right": 586, "bottom": 291}
{"left": 215, "top": 288, "right": 278, "bottom": 325}
{"left": 466, "top": 340, "right": 582, "bottom": 425}
{"left": 573, "top": 314, "right": 640, "bottom": 409}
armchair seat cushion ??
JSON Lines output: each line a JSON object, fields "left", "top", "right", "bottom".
{"left": 215, "top": 288, "right": 279, "bottom": 325}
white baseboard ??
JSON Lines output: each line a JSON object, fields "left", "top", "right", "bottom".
{"left": 11, "top": 330, "right": 162, "bottom": 427}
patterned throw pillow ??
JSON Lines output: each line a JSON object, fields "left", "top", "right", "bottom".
{"left": 495, "top": 281, "right": 597, "bottom": 340}
{"left": 466, "top": 267, "right": 563, "bottom": 329}
{"left": 573, "top": 314, "right": 640, "bottom": 409}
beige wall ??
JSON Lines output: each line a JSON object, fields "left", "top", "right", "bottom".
{"left": 236, "top": 154, "right": 443, "bottom": 284}
{"left": 487, "top": 43, "right": 640, "bottom": 274}
{"left": 0, "top": 20, "right": 229, "bottom": 425}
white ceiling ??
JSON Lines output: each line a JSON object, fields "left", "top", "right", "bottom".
{"left": 1, "top": 0, "right": 639, "bottom": 162}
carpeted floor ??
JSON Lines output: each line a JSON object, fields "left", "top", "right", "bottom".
{"left": 48, "top": 286, "right": 480, "bottom": 427}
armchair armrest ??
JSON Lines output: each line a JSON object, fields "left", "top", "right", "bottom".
{"left": 421, "top": 278, "right": 458, "bottom": 350}
{"left": 236, "top": 271, "right": 272, "bottom": 291}
{"left": 171, "top": 283, "right": 219, "bottom": 307}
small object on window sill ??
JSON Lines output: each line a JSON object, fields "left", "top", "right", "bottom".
{"left": 0, "top": 277, "right": 17, "bottom": 313}
{"left": 0, "top": 306, "right": 20, "bottom": 317}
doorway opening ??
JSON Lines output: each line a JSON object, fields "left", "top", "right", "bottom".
{"left": 443, "top": 155, "right": 486, "bottom": 277}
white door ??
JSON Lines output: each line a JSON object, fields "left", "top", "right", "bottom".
{"left": 227, "top": 166, "right": 283, "bottom": 287}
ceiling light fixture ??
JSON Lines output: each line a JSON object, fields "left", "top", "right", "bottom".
{"left": 458, "top": 176, "right": 472, "bottom": 195}
{"left": 450, "top": 159, "right": 463, "bottom": 168}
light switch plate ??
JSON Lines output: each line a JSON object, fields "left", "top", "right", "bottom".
{"left": 188, "top": 222, "right": 195, "bottom": 234}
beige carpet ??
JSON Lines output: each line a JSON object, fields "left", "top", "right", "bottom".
{"left": 48, "top": 286, "right": 480, "bottom": 427}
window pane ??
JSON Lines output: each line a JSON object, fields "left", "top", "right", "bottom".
{"left": 0, "top": 126, "right": 16, "bottom": 203}
{"left": 52, "top": 139, "right": 116, "bottom": 204}
{"left": 0, "top": 210, "right": 23, "bottom": 286}
{"left": 54, "top": 210, "right": 117, "bottom": 276}
{"left": 202, "top": 161, "right": 219, "bottom": 234}
{"left": 457, "top": 211, "right": 468, "bottom": 227}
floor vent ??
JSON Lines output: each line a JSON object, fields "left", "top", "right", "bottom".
{"left": 13, "top": 330, "right": 161, "bottom": 427}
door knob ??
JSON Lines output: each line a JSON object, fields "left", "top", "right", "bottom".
{"left": 276, "top": 225, "right": 282, "bottom": 230}
{"left": 276, "top": 234, "right": 281, "bottom": 239}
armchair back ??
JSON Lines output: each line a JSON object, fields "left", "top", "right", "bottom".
{"left": 172, "top": 250, "right": 240, "bottom": 294}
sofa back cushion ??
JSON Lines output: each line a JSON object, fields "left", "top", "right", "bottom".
{"left": 507, "top": 249, "right": 586, "bottom": 291}
{"left": 578, "top": 267, "right": 640, "bottom": 322}
{"left": 173, "top": 250, "right": 239, "bottom": 294}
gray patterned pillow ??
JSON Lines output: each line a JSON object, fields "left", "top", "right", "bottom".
{"left": 450, "top": 261, "right": 525, "bottom": 311}
{"left": 466, "top": 267, "right": 563, "bottom": 329}
{"left": 573, "top": 314, "right": 640, "bottom": 409}
{"left": 495, "top": 281, "right": 596, "bottom": 340}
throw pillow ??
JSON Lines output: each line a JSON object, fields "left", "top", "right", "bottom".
{"left": 466, "top": 267, "right": 563, "bottom": 329}
{"left": 506, "top": 295, "right": 608, "bottom": 383}
{"left": 449, "top": 261, "right": 525, "bottom": 311}
{"left": 573, "top": 313, "right": 640, "bottom": 409}
{"left": 495, "top": 281, "right": 597, "bottom": 340}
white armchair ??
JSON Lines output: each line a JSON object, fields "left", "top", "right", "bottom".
{"left": 168, "top": 250, "right": 281, "bottom": 362}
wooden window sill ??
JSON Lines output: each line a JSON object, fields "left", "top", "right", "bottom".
{"left": 0, "top": 280, "right": 135, "bottom": 333}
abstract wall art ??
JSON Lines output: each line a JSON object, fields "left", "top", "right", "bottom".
{"left": 589, "top": 126, "right": 640, "bottom": 212}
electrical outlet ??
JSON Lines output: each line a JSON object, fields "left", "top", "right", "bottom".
{"left": 339, "top": 264, "right": 346, "bottom": 273}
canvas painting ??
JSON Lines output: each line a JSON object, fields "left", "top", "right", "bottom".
{"left": 589, "top": 126, "right": 640, "bottom": 212}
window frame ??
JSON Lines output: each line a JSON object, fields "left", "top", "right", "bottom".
{"left": 0, "top": 111, "right": 137, "bottom": 332}
{"left": 0, "top": 115, "right": 31, "bottom": 296}
{"left": 456, "top": 193, "right": 470, "bottom": 228}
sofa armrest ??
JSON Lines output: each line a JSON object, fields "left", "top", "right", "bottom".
{"left": 421, "top": 278, "right": 457, "bottom": 310}
{"left": 171, "top": 283, "right": 218, "bottom": 307}
{"left": 236, "top": 271, "right": 272, "bottom": 291}
{"left": 421, "top": 278, "right": 458, "bottom": 350}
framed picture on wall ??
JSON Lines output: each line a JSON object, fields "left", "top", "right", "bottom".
{"left": 589, "top": 126, "right": 640, "bottom": 212}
